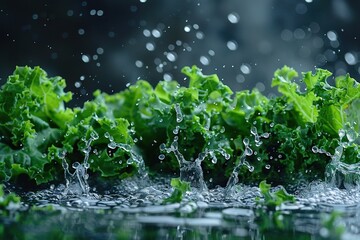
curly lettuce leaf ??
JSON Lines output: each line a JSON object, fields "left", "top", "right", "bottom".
{"left": 272, "top": 66, "right": 319, "bottom": 124}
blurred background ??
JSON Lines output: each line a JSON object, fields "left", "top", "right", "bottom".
{"left": 1, "top": 0, "right": 360, "bottom": 106}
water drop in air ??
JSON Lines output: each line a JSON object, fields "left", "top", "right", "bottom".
{"left": 227, "top": 12, "right": 239, "bottom": 24}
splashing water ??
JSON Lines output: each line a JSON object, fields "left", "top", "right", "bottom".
{"left": 106, "top": 132, "right": 148, "bottom": 180}
{"left": 224, "top": 138, "right": 253, "bottom": 197}
{"left": 160, "top": 138, "right": 207, "bottom": 192}
{"left": 224, "top": 127, "right": 269, "bottom": 197}
{"left": 61, "top": 131, "right": 99, "bottom": 195}
{"left": 314, "top": 128, "right": 360, "bottom": 189}
{"left": 174, "top": 103, "right": 183, "bottom": 123}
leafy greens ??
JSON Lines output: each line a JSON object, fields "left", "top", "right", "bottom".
{"left": 0, "top": 65, "right": 359, "bottom": 187}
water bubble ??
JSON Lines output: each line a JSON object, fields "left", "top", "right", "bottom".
{"left": 265, "top": 164, "right": 271, "bottom": 169}
{"left": 81, "top": 54, "right": 90, "bottom": 63}
{"left": 227, "top": 12, "right": 240, "bottom": 24}
{"left": 227, "top": 41, "right": 238, "bottom": 51}
{"left": 158, "top": 154, "right": 165, "bottom": 160}
{"left": 200, "top": 56, "right": 210, "bottom": 65}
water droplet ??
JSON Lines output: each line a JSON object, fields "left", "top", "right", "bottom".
{"left": 240, "top": 64, "right": 251, "bottom": 74}
{"left": 108, "top": 141, "right": 117, "bottom": 149}
{"left": 200, "top": 56, "right": 210, "bottom": 65}
{"left": 338, "top": 129, "right": 346, "bottom": 139}
{"left": 90, "top": 131, "right": 99, "bottom": 140}
{"left": 227, "top": 12, "right": 239, "bottom": 24}
{"left": 196, "top": 31, "right": 204, "bottom": 39}
{"left": 327, "top": 31, "right": 337, "bottom": 41}
{"left": 159, "top": 143, "right": 166, "bottom": 151}
{"left": 143, "top": 29, "right": 151, "bottom": 37}
{"left": 146, "top": 42, "right": 155, "bottom": 51}
{"left": 245, "top": 147, "right": 253, "bottom": 156}
{"left": 72, "top": 162, "right": 80, "bottom": 169}
{"left": 312, "top": 146, "right": 319, "bottom": 153}
{"left": 152, "top": 29, "right": 161, "bottom": 38}
{"left": 265, "top": 164, "right": 271, "bottom": 169}
{"left": 184, "top": 25, "right": 191, "bottom": 32}
{"left": 81, "top": 54, "right": 90, "bottom": 63}
{"left": 158, "top": 154, "right": 165, "bottom": 160}
{"left": 173, "top": 126, "right": 180, "bottom": 135}
{"left": 261, "top": 133, "right": 270, "bottom": 138}
{"left": 174, "top": 103, "right": 183, "bottom": 123}
{"left": 227, "top": 41, "right": 238, "bottom": 51}
{"left": 166, "top": 52, "right": 177, "bottom": 62}
{"left": 345, "top": 52, "right": 357, "bottom": 65}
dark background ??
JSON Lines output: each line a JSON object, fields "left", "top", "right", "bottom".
{"left": 1, "top": 0, "right": 359, "bottom": 106}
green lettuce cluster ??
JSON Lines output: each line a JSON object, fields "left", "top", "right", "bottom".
{"left": 0, "top": 65, "right": 359, "bottom": 186}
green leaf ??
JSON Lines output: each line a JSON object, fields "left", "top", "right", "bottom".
{"left": 257, "top": 180, "right": 295, "bottom": 209}
{"left": 162, "top": 178, "right": 191, "bottom": 204}
{"left": 272, "top": 66, "right": 319, "bottom": 124}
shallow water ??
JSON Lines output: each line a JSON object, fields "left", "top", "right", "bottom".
{"left": 2, "top": 177, "right": 360, "bottom": 240}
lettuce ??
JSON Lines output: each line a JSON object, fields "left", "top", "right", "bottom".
{"left": 0, "top": 65, "right": 359, "bottom": 186}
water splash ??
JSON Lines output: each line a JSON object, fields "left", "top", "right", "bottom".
{"left": 224, "top": 127, "right": 269, "bottom": 197}
{"left": 174, "top": 103, "right": 183, "bottom": 123}
{"left": 160, "top": 139, "right": 207, "bottom": 191}
{"left": 224, "top": 138, "right": 253, "bottom": 197}
{"left": 319, "top": 128, "right": 360, "bottom": 189}
{"left": 61, "top": 131, "right": 99, "bottom": 195}
{"left": 106, "top": 132, "right": 148, "bottom": 180}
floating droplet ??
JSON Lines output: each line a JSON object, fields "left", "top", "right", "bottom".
{"left": 227, "top": 12, "right": 240, "bottom": 24}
